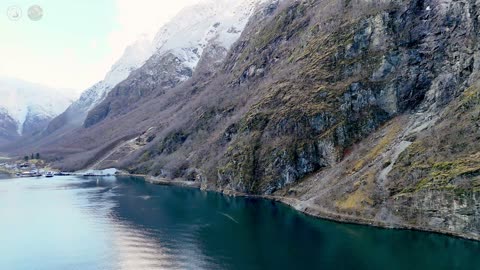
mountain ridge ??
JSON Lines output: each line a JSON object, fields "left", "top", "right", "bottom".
{"left": 84, "top": 0, "right": 268, "bottom": 128}
{"left": 43, "top": 35, "right": 154, "bottom": 136}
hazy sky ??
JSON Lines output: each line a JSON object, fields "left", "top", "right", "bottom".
{"left": 0, "top": 0, "right": 199, "bottom": 91}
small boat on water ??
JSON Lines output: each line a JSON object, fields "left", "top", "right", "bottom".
{"left": 20, "top": 171, "right": 42, "bottom": 178}
{"left": 55, "top": 172, "right": 72, "bottom": 176}
{"left": 45, "top": 172, "right": 54, "bottom": 178}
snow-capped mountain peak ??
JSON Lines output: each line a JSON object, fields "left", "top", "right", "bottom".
{"left": 103, "top": 35, "right": 153, "bottom": 88}
{"left": 0, "top": 77, "right": 77, "bottom": 136}
{"left": 63, "top": 34, "right": 154, "bottom": 119}
{"left": 151, "top": 0, "right": 265, "bottom": 74}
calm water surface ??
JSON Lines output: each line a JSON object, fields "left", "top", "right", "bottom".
{"left": 0, "top": 175, "right": 479, "bottom": 270}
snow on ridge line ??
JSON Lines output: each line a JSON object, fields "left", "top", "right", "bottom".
{"left": 65, "top": 0, "right": 268, "bottom": 123}
{"left": 0, "top": 78, "right": 76, "bottom": 135}
{"left": 68, "top": 35, "right": 155, "bottom": 116}
{"left": 150, "top": 0, "right": 266, "bottom": 79}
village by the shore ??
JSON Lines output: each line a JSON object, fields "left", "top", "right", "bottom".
{"left": 0, "top": 156, "right": 117, "bottom": 178}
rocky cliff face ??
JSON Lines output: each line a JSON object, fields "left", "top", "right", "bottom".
{"left": 30, "top": 0, "right": 480, "bottom": 239}
{"left": 284, "top": 83, "right": 480, "bottom": 240}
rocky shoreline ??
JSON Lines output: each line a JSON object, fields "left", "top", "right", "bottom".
{"left": 125, "top": 173, "right": 480, "bottom": 242}
{"left": 274, "top": 197, "right": 480, "bottom": 242}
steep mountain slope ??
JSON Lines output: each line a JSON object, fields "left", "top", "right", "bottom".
{"left": 0, "top": 108, "right": 17, "bottom": 144}
{"left": 44, "top": 36, "right": 153, "bottom": 134}
{"left": 84, "top": 0, "right": 267, "bottom": 127}
{"left": 0, "top": 77, "right": 76, "bottom": 140}
{"left": 286, "top": 83, "right": 480, "bottom": 240}
{"left": 25, "top": 0, "right": 480, "bottom": 239}
{"left": 14, "top": 0, "right": 270, "bottom": 160}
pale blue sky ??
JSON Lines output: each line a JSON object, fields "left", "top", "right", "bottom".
{"left": 1, "top": 0, "right": 198, "bottom": 91}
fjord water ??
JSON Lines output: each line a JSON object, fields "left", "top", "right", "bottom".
{"left": 0, "top": 175, "right": 479, "bottom": 270}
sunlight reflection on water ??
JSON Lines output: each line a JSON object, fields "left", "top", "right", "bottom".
{"left": 0, "top": 176, "right": 479, "bottom": 270}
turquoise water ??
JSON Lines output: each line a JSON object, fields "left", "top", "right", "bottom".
{"left": 0, "top": 175, "right": 479, "bottom": 270}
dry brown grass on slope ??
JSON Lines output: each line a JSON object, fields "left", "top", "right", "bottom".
{"left": 390, "top": 84, "right": 480, "bottom": 195}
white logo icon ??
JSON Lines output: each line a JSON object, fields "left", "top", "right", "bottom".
{"left": 7, "top": 6, "right": 22, "bottom": 21}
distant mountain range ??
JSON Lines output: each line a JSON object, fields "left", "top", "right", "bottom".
{"left": 0, "top": 77, "right": 77, "bottom": 142}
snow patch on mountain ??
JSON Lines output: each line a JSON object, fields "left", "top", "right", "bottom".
{"left": 103, "top": 35, "right": 154, "bottom": 92}
{"left": 0, "top": 77, "right": 77, "bottom": 135}
{"left": 75, "top": 36, "right": 154, "bottom": 113}
{"left": 151, "top": 0, "right": 266, "bottom": 78}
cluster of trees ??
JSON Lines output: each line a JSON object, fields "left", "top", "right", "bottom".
{"left": 23, "top": 153, "right": 40, "bottom": 162}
